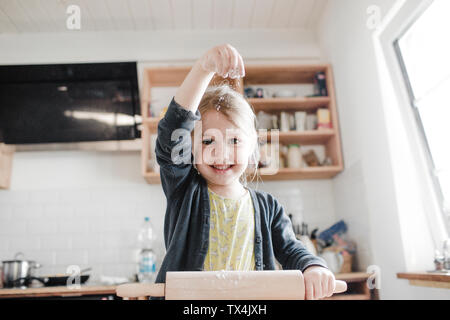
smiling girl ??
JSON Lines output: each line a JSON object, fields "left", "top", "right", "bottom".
{"left": 155, "top": 44, "right": 335, "bottom": 299}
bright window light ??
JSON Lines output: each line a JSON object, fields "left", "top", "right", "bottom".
{"left": 395, "top": 0, "right": 450, "bottom": 229}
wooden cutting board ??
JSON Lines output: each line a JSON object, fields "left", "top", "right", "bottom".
{"left": 117, "top": 270, "right": 347, "bottom": 300}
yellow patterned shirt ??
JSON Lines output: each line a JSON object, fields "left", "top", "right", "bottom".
{"left": 203, "top": 187, "right": 256, "bottom": 271}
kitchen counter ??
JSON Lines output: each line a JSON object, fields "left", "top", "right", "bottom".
{"left": 0, "top": 285, "right": 117, "bottom": 299}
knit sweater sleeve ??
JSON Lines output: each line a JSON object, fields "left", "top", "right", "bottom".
{"left": 155, "top": 97, "right": 201, "bottom": 199}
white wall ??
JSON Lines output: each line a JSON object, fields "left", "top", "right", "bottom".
{"left": 0, "top": 29, "right": 320, "bottom": 65}
{"left": 318, "top": 0, "right": 449, "bottom": 299}
{"left": 0, "top": 29, "right": 337, "bottom": 283}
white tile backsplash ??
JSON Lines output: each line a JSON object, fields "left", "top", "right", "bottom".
{"left": 42, "top": 204, "right": 75, "bottom": 218}
{"left": 0, "top": 190, "right": 30, "bottom": 204}
{"left": 0, "top": 150, "right": 337, "bottom": 283}
{"left": 27, "top": 220, "right": 59, "bottom": 235}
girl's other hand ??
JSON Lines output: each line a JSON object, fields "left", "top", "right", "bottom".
{"left": 198, "top": 44, "right": 245, "bottom": 79}
{"left": 303, "top": 265, "right": 336, "bottom": 300}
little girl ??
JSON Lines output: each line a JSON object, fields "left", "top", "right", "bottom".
{"left": 155, "top": 44, "right": 336, "bottom": 300}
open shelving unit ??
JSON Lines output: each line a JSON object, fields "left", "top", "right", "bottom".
{"left": 140, "top": 64, "right": 344, "bottom": 184}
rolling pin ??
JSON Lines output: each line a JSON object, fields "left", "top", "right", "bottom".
{"left": 116, "top": 270, "right": 347, "bottom": 300}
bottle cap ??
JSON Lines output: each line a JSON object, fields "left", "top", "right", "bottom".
{"left": 144, "top": 217, "right": 150, "bottom": 222}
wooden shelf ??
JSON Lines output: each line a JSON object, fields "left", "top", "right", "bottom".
{"left": 140, "top": 64, "right": 344, "bottom": 184}
{"left": 244, "top": 64, "right": 327, "bottom": 85}
{"left": 260, "top": 129, "right": 335, "bottom": 145}
{"left": 142, "top": 118, "right": 335, "bottom": 145}
{"left": 144, "top": 167, "right": 342, "bottom": 184}
{"left": 258, "top": 166, "right": 342, "bottom": 180}
{"left": 249, "top": 96, "right": 330, "bottom": 112}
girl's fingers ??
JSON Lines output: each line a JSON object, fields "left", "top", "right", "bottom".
{"left": 213, "top": 53, "right": 223, "bottom": 76}
{"left": 321, "top": 278, "right": 329, "bottom": 299}
{"left": 327, "top": 276, "right": 335, "bottom": 297}
{"left": 305, "top": 280, "right": 314, "bottom": 300}
{"left": 237, "top": 53, "right": 245, "bottom": 78}
{"left": 218, "top": 46, "right": 230, "bottom": 77}
{"left": 227, "top": 46, "right": 239, "bottom": 78}
{"left": 314, "top": 279, "right": 322, "bottom": 299}
{"left": 202, "top": 44, "right": 245, "bottom": 78}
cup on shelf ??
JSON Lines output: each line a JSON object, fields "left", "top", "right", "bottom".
{"left": 271, "top": 115, "right": 279, "bottom": 130}
{"left": 257, "top": 111, "right": 273, "bottom": 130}
{"left": 287, "top": 144, "right": 302, "bottom": 169}
{"left": 295, "top": 111, "right": 306, "bottom": 131}
{"left": 280, "top": 112, "right": 290, "bottom": 132}
{"left": 289, "top": 114, "right": 295, "bottom": 130}
{"left": 306, "top": 114, "right": 318, "bottom": 131}
{"left": 280, "top": 145, "right": 289, "bottom": 168}
{"left": 244, "top": 87, "right": 255, "bottom": 99}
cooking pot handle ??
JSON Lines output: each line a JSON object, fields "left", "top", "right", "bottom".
{"left": 31, "top": 262, "right": 42, "bottom": 269}
{"left": 14, "top": 252, "right": 25, "bottom": 260}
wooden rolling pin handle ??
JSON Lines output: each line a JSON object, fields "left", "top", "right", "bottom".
{"left": 116, "top": 283, "right": 165, "bottom": 298}
{"left": 334, "top": 280, "right": 347, "bottom": 294}
{"left": 116, "top": 280, "right": 347, "bottom": 299}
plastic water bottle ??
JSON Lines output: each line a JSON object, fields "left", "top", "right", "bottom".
{"left": 137, "top": 217, "right": 156, "bottom": 283}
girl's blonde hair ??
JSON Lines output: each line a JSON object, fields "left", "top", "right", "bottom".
{"left": 194, "top": 84, "right": 261, "bottom": 187}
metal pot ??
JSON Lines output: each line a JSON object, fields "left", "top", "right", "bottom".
{"left": 1, "top": 252, "right": 41, "bottom": 288}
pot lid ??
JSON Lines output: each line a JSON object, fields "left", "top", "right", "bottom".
{"left": 2, "top": 252, "right": 36, "bottom": 263}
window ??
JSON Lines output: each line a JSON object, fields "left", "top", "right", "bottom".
{"left": 394, "top": 0, "right": 450, "bottom": 233}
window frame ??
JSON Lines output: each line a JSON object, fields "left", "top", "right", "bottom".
{"left": 374, "top": 0, "right": 449, "bottom": 247}
{"left": 393, "top": 34, "right": 449, "bottom": 233}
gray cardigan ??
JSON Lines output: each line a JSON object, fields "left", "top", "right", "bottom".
{"left": 154, "top": 97, "right": 327, "bottom": 284}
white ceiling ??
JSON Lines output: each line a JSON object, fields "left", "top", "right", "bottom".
{"left": 0, "top": 0, "right": 328, "bottom": 34}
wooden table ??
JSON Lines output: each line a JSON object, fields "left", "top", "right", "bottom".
{"left": 0, "top": 272, "right": 378, "bottom": 300}
{"left": 0, "top": 285, "right": 117, "bottom": 299}
{"left": 397, "top": 271, "right": 450, "bottom": 289}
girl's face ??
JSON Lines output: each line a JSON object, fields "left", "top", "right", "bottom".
{"left": 193, "top": 110, "right": 255, "bottom": 186}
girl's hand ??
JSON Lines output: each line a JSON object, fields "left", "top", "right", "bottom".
{"left": 303, "top": 266, "right": 336, "bottom": 300}
{"left": 198, "top": 44, "right": 245, "bottom": 79}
